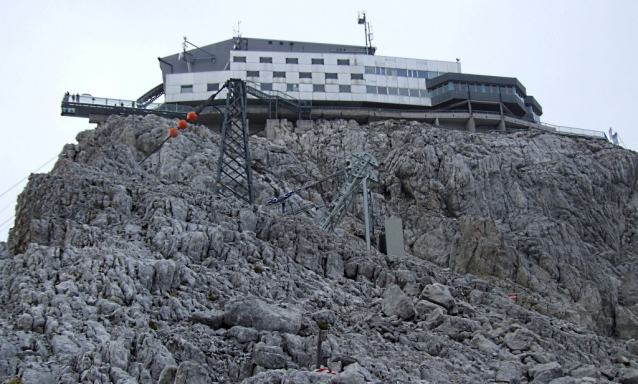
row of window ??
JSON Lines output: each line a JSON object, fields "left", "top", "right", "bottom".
{"left": 180, "top": 82, "right": 428, "bottom": 97}
{"left": 233, "top": 56, "right": 350, "bottom": 65}
{"left": 365, "top": 66, "right": 441, "bottom": 79}
{"left": 430, "top": 82, "right": 525, "bottom": 102}
{"left": 245, "top": 71, "right": 365, "bottom": 80}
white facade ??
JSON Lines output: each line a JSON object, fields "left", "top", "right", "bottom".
{"left": 165, "top": 51, "right": 461, "bottom": 107}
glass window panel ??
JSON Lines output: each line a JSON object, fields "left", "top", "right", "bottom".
{"left": 448, "top": 82, "right": 454, "bottom": 91}
{"left": 286, "top": 58, "right": 298, "bottom": 64}
{"left": 247, "top": 70, "right": 259, "bottom": 77}
{"left": 339, "top": 85, "right": 351, "bottom": 93}
{"left": 366, "top": 85, "right": 377, "bottom": 94}
{"left": 387, "top": 68, "right": 396, "bottom": 76}
{"left": 375, "top": 67, "right": 381, "bottom": 75}
{"left": 428, "top": 71, "right": 438, "bottom": 78}
{"left": 260, "top": 57, "right": 272, "bottom": 63}
{"left": 388, "top": 87, "right": 398, "bottom": 95}
{"left": 397, "top": 68, "right": 407, "bottom": 77}
{"left": 351, "top": 73, "right": 364, "bottom": 80}
{"left": 299, "top": 72, "right": 312, "bottom": 78}
{"left": 410, "top": 89, "right": 420, "bottom": 97}
{"left": 337, "top": 59, "right": 350, "bottom": 65}
{"left": 311, "top": 58, "right": 324, "bottom": 65}
{"left": 181, "top": 85, "right": 193, "bottom": 93}
{"left": 365, "top": 66, "right": 375, "bottom": 74}
{"left": 454, "top": 82, "right": 460, "bottom": 91}
{"left": 273, "top": 71, "right": 286, "bottom": 78}
{"left": 207, "top": 83, "right": 219, "bottom": 92}
{"left": 261, "top": 83, "right": 272, "bottom": 91}
{"left": 287, "top": 84, "right": 299, "bottom": 92}
{"left": 377, "top": 86, "right": 387, "bottom": 95}
{"left": 460, "top": 83, "right": 467, "bottom": 91}
{"left": 325, "top": 73, "right": 338, "bottom": 79}
{"left": 399, "top": 88, "right": 409, "bottom": 96}
{"left": 233, "top": 56, "right": 246, "bottom": 63}
{"left": 418, "top": 70, "right": 428, "bottom": 78}
{"left": 313, "top": 84, "right": 325, "bottom": 92}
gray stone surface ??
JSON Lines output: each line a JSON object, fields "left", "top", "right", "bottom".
{"left": 0, "top": 116, "right": 636, "bottom": 383}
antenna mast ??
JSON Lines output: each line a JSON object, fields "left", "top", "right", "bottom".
{"left": 358, "top": 11, "right": 375, "bottom": 54}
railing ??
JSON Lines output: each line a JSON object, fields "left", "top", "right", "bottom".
{"left": 62, "top": 94, "right": 193, "bottom": 113}
{"left": 539, "top": 123, "right": 607, "bottom": 139}
{"left": 245, "top": 81, "right": 299, "bottom": 103}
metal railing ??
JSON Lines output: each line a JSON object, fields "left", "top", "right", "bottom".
{"left": 539, "top": 123, "right": 607, "bottom": 139}
{"left": 62, "top": 94, "right": 193, "bottom": 113}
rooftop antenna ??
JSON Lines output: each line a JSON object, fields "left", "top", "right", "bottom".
{"left": 233, "top": 21, "right": 247, "bottom": 50}
{"left": 358, "top": 11, "right": 375, "bottom": 55}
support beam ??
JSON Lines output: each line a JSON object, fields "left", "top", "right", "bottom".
{"left": 465, "top": 116, "right": 476, "bottom": 133}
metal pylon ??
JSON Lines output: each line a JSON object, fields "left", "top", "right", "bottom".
{"left": 318, "top": 151, "right": 378, "bottom": 250}
{"left": 214, "top": 79, "right": 254, "bottom": 204}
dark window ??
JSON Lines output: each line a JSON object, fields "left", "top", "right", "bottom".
{"left": 454, "top": 82, "right": 460, "bottom": 91}
{"left": 428, "top": 71, "right": 438, "bottom": 79}
{"left": 366, "top": 86, "right": 377, "bottom": 94}
{"left": 337, "top": 59, "right": 350, "bottom": 65}
{"left": 365, "top": 66, "right": 375, "bottom": 74}
{"left": 273, "top": 71, "right": 286, "bottom": 78}
{"left": 313, "top": 84, "right": 325, "bottom": 92}
{"left": 312, "top": 58, "right": 324, "bottom": 65}
{"left": 376, "top": 67, "right": 386, "bottom": 75}
{"left": 181, "top": 85, "right": 193, "bottom": 93}
{"left": 280, "top": 42, "right": 283, "bottom": 45}
{"left": 387, "top": 68, "right": 396, "bottom": 76}
{"left": 261, "top": 83, "right": 272, "bottom": 91}
{"left": 260, "top": 57, "right": 272, "bottom": 63}
{"left": 233, "top": 56, "right": 246, "bottom": 63}
{"left": 351, "top": 73, "right": 364, "bottom": 80}
{"left": 299, "top": 72, "right": 312, "bottom": 78}
{"left": 377, "top": 86, "right": 387, "bottom": 95}
{"left": 399, "top": 88, "right": 409, "bottom": 96}
{"left": 286, "top": 58, "right": 298, "bottom": 64}
{"left": 325, "top": 73, "right": 338, "bottom": 79}
{"left": 207, "top": 83, "right": 219, "bottom": 92}
{"left": 418, "top": 70, "right": 428, "bottom": 78}
{"left": 287, "top": 84, "right": 299, "bottom": 92}
{"left": 410, "top": 89, "right": 421, "bottom": 97}
{"left": 339, "top": 85, "right": 351, "bottom": 93}
{"left": 388, "top": 87, "right": 398, "bottom": 95}
{"left": 268, "top": 41, "right": 273, "bottom": 44}
{"left": 397, "top": 69, "right": 407, "bottom": 77}
{"left": 460, "top": 83, "right": 467, "bottom": 92}
{"left": 247, "top": 70, "right": 259, "bottom": 77}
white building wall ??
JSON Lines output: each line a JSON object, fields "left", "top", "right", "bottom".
{"left": 165, "top": 50, "right": 461, "bottom": 106}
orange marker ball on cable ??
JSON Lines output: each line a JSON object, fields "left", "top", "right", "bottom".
{"left": 177, "top": 120, "right": 188, "bottom": 130}
{"left": 187, "top": 111, "right": 197, "bottom": 122}
{"left": 169, "top": 128, "right": 179, "bottom": 138}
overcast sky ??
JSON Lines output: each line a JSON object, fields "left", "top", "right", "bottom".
{"left": 0, "top": 0, "right": 637, "bottom": 241}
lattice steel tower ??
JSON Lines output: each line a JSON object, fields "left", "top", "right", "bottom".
{"left": 214, "top": 79, "right": 255, "bottom": 204}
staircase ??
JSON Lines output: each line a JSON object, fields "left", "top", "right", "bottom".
{"left": 244, "top": 81, "right": 311, "bottom": 118}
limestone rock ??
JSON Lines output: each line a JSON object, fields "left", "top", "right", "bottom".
{"left": 382, "top": 284, "right": 416, "bottom": 320}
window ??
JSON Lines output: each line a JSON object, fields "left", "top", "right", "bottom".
{"left": 418, "top": 70, "right": 428, "bottom": 79}
{"left": 377, "top": 86, "right": 387, "bottom": 95}
{"left": 181, "top": 85, "right": 193, "bottom": 93}
{"left": 388, "top": 87, "right": 398, "bottom": 95}
{"left": 286, "top": 58, "right": 298, "bottom": 64}
{"left": 339, "top": 85, "right": 351, "bottom": 93}
{"left": 312, "top": 58, "right": 324, "bottom": 65}
{"left": 337, "top": 59, "right": 350, "bottom": 65}
{"left": 376, "top": 67, "right": 385, "bottom": 75}
{"left": 313, "top": 84, "right": 325, "bottom": 92}
{"left": 233, "top": 56, "right": 246, "bottom": 63}
{"left": 365, "top": 66, "right": 375, "bottom": 74}
{"left": 299, "top": 72, "right": 312, "bottom": 78}
{"left": 399, "top": 88, "right": 409, "bottom": 96}
{"left": 273, "top": 71, "right": 286, "bottom": 78}
{"left": 325, "top": 73, "right": 338, "bottom": 79}
{"left": 397, "top": 69, "right": 407, "bottom": 77}
{"left": 448, "top": 82, "right": 454, "bottom": 91}
{"left": 247, "top": 70, "right": 259, "bottom": 77}
{"left": 410, "top": 89, "right": 421, "bottom": 97}
{"left": 428, "top": 71, "right": 439, "bottom": 79}
{"left": 454, "top": 82, "right": 460, "bottom": 91}
{"left": 260, "top": 57, "right": 272, "bottom": 63}
{"left": 261, "top": 83, "right": 272, "bottom": 91}
{"left": 460, "top": 83, "right": 467, "bottom": 92}
{"left": 366, "top": 86, "right": 377, "bottom": 94}
{"left": 287, "top": 84, "right": 299, "bottom": 92}
{"left": 386, "top": 68, "right": 396, "bottom": 76}
{"left": 351, "top": 73, "right": 364, "bottom": 80}
{"left": 408, "top": 69, "right": 418, "bottom": 78}
{"left": 207, "top": 83, "right": 219, "bottom": 92}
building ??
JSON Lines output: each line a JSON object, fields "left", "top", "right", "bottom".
{"left": 156, "top": 36, "right": 543, "bottom": 129}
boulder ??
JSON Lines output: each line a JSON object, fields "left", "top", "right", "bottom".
{"left": 420, "top": 283, "right": 455, "bottom": 309}
{"left": 529, "top": 362, "right": 563, "bottom": 384}
{"left": 224, "top": 299, "right": 302, "bottom": 334}
{"left": 382, "top": 285, "right": 416, "bottom": 320}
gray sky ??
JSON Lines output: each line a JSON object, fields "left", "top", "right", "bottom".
{"left": 1, "top": 0, "right": 637, "bottom": 241}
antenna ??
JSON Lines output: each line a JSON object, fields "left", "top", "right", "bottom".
{"left": 233, "top": 21, "right": 247, "bottom": 51}
{"left": 357, "top": 11, "right": 375, "bottom": 55}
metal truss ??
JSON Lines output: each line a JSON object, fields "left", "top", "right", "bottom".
{"left": 214, "top": 79, "right": 255, "bottom": 204}
{"left": 318, "top": 151, "right": 378, "bottom": 250}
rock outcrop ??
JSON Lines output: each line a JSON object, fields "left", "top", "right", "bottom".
{"left": 0, "top": 114, "right": 636, "bottom": 383}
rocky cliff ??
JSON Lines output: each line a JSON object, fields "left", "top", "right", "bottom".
{"left": 1, "top": 115, "right": 638, "bottom": 383}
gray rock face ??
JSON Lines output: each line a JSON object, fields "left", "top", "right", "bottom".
{"left": 0, "top": 115, "right": 636, "bottom": 383}
{"left": 382, "top": 284, "right": 416, "bottom": 320}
